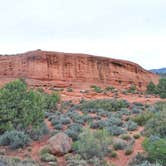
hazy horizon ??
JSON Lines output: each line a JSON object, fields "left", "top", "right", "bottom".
{"left": 0, "top": 0, "right": 165, "bottom": 69}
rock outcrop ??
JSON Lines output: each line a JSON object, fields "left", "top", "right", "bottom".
{"left": 47, "top": 132, "right": 72, "bottom": 156}
{"left": 0, "top": 50, "right": 159, "bottom": 90}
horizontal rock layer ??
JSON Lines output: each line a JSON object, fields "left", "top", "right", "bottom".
{"left": 0, "top": 50, "right": 158, "bottom": 90}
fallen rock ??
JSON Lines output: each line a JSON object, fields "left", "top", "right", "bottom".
{"left": 47, "top": 132, "right": 72, "bottom": 156}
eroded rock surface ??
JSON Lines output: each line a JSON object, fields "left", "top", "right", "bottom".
{"left": 0, "top": 50, "right": 159, "bottom": 90}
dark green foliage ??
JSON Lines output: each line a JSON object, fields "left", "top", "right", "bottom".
{"left": 146, "top": 81, "right": 157, "bottom": 94}
{"left": 157, "top": 78, "right": 166, "bottom": 98}
{"left": 128, "top": 84, "right": 136, "bottom": 93}
{"left": 144, "top": 110, "right": 166, "bottom": 138}
{"left": 43, "top": 92, "right": 60, "bottom": 112}
{"left": 0, "top": 79, "right": 45, "bottom": 133}
{"left": 105, "top": 86, "right": 115, "bottom": 92}
{"left": 146, "top": 78, "right": 166, "bottom": 98}
{"left": 73, "top": 129, "right": 111, "bottom": 160}
{"left": 80, "top": 99, "right": 128, "bottom": 112}
{"left": 0, "top": 130, "right": 30, "bottom": 149}
{"left": 142, "top": 136, "right": 166, "bottom": 164}
{"left": 132, "top": 111, "right": 154, "bottom": 126}
{"left": 90, "top": 85, "right": 103, "bottom": 93}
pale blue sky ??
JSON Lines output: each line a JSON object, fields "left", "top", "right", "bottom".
{"left": 0, "top": 0, "right": 165, "bottom": 69}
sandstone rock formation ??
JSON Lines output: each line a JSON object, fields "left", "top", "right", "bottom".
{"left": 0, "top": 50, "right": 159, "bottom": 90}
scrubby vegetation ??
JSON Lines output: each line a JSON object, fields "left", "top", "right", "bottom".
{"left": 0, "top": 79, "right": 166, "bottom": 165}
{"left": 146, "top": 78, "right": 166, "bottom": 98}
{"left": 0, "top": 79, "right": 59, "bottom": 149}
{"left": 73, "top": 129, "right": 111, "bottom": 160}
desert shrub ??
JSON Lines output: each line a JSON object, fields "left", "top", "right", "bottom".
{"left": 107, "top": 126, "right": 126, "bottom": 136}
{"left": 133, "top": 134, "right": 141, "bottom": 139}
{"left": 125, "top": 146, "right": 133, "bottom": 155}
{"left": 27, "top": 123, "right": 49, "bottom": 141}
{"left": 80, "top": 99, "right": 128, "bottom": 112}
{"left": 132, "top": 107, "right": 142, "bottom": 114}
{"left": 54, "top": 123, "right": 63, "bottom": 130}
{"left": 119, "top": 108, "right": 131, "bottom": 115}
{"left": 90, "top": 120, "right": 107, "bottom": 129}
{"left": 154, "top": 101, "right": 166, "bottom": 112}
{"left": 67, "top": 87, "right": 73, "bottom": 92}
{"left": 146, "top": 78, "right": 166, "bottom": 98}
{"left": 129, "top": 153, "right": 162, "bottom": 166}
{"left": 65, "top": 129, "right": 80, "bottom": 141}
{"left": 39, "top": 147, "right": 56, "bottom": 162}
{"left": 107, "top": 117, "right": 123, "bottom": 126}
{"left": 110, "top": 151, "right": 117, "bottom": 158}
{"left": 132, "top": 111, "right": 154, "bottom": 126}
{"left": 81, "top": 115, "right": 92, "bottom": 123}
{"left": 65, "top": 154, "right": 88, "bottom": 166}
{"left": 105, "top": 86, "right": 115, "bottom": 92}
{"left": 121, "top": 134, "right": 132, "bottom": 140}
{"left": 0, "top": 156, "right": 39, "bottom": 166}
{"left": 0, "top": 79, "right": 48, "bottom": 133}
{"left": 125, "top": 121, "right": 138, "bottom": 131}
{"left": 43, "top": 92, "right": 60, "bottom": 112}
{"left": 113, "top": 139, "right": 127, "bottom": 150}
{"left": 144, "top": 110, "right": 166, "bottom": 138}
{"left": 146, "top": 81, "right": 157, "bottom": 94}
{"left": 157, "top": 78, "right": 166, "bottom": 98}
{"left": 90, "top": 85, "right": 103, "bottom": 93}
{"left": 73, "top": 129, "right": 111, "bottom": 160}
{"left": 128, "top": 84, "right": 136, "bottom": 93}
{"left": 60, "top": 117, "right": 71, "bottom": 125}
{"left": 65, "top": 123, "right": 83, "bottom": 141}
{"left": 142, "top": 136, "right": 166, "bottom": 164}
{"left": 0, "top": 130, "right": 30, "bottom": 149}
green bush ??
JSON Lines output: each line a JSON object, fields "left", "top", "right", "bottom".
{"left": 0, "top": 130, "right": 30, "bottom": 149}
{"left": 157, "top": 78, "right": 166, "bottom": 98}
{"left": 146, "top": 78, "right": 166, "bottom": 98}
{"left": 43, "top": 92, "right": 60, "bottom": 112}
{"left": 113, "top": 139, "right": 127, "bottom": 150}
{"left": 128, "top": 84, "right": 136, "bottom": 93}
{"left": 142, "top": 136, "right": 166, "bottom": 164}
{"left": 39, "top": 147, "right": 56, "bottom": 162}
{"left": 125, "top": 121, "right": 138, "bottom": 131}
{"left": 107, "top": 126, "right": 126, "bottom": 136}
{"left": 0, "top": 79, "right": 45, "bottom": 133}
{"left": 90, "top": 85, "right": 103, "bottom": 93}
{"left": 73, "top": 129, "right": 111, "bottom": 160}
{"left": 132, "top": 111, "right": 154, "bottom": 126}
{"left": 146, "top": 81, "right": 157, "bottom": 94}
{"left": 144, "top": 110, "right": 166, "bottom": 138}
{"left": 80, "top": 99, "right": 128, "bottom": 112}
{"left": 27, "top": 123, "right": 49, "bottom": 141}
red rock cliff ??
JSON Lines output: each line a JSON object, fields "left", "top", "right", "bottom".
{"left": 0, "top": 50, "right": 159, "bottom": 90}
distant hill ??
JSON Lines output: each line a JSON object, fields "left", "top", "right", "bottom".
{"left": 150, "top": 68, "right": 166, "bottom": 78}
{"left": 150, "top": 68, "right": 166, "bottom": 74}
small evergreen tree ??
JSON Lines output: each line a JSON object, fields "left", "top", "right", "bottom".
{"left": 0, "top": 79, "right": 45, "bottom": 133}
{"left": 146, "top": 81, "right": 157, "bottom": 94}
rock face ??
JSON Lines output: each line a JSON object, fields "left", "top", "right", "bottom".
{"left": 47, "top": 132, "right": 72, "bottom": 155}
{"left": 0, "top": 50, "right": 159, "bottom": 90}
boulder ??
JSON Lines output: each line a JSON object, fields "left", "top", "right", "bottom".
{"left": 47, "top": 132, "right": 72, "bottom": 156}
